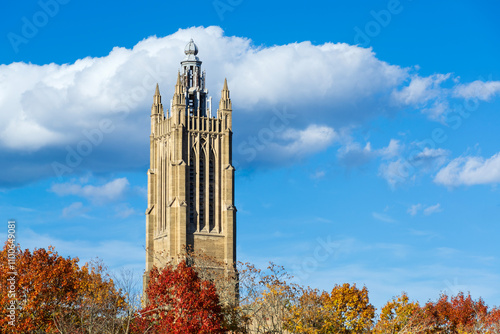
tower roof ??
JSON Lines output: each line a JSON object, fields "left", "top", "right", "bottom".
{"left": 183, "top": 39, "right": 200, "bottom": 62}
{"left": 185, "top": 39, "right": 198, "bottom": 55}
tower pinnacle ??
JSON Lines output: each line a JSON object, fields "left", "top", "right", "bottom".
{"left": 219, "top": 78, "right": 232, "bottom": 111}
{"left": 153, "top": 83, "right": 161, "bottom": 105}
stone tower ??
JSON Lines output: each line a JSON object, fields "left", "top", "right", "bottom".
{"left": 144, "top": 40, "right": 236, "bottom": 285}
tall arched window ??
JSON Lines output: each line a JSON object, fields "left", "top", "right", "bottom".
{"left": 209, "top": 150, "right": 215, "bottom": 231}
{"left": 189, "top": 149, "right": 196, "bottom": 232}
{"left": 199, "top": 146, "right": 206, "bottom": 231}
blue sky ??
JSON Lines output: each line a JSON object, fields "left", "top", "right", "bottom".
{"left": 1, "top": 0, "right": 500, "bottom": 309}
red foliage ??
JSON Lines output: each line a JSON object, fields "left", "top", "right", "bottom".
{"left": 409, "top": 292, "right": 491, "bottom": 332}
{"left": 134, "top": 260, "right": 225, "bottom": 333}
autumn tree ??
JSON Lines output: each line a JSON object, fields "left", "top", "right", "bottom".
{"left": 404, "top": 292, "right": 491, "bottom": 333}
{"left": 53, "top": 258, "right": 127, "bottom": 334}
{"left": 134, "top": 260, "right": 225, "bottom": 333}
{"left": 238, "top": 262, "right": 300, "bottom": 334}
{"left": 0, "top": 243, "right": 81, "bottom": 333}
{"left": 183, "top": 247, "right": 246, "bottom": 332}
{"left": 372, "top": 292, "right": 420, "bottom": 334}
{"left": 286, "top": 283, "right": 375, "bottom": 334}
{"left": 0, "top": 243, "right": 126, "bottom": 334}
{"left": 284, "top": 287, "right": 325, "bottom": 333}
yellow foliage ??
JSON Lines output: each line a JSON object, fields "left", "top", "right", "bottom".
{"left": 286, "top": 283, "right": 375, "bottom": 334}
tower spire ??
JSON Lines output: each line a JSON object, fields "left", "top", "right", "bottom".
{"left": 219, "top": 78, "right": 232, "bottom": 111}
{"left": 153, "top": 83, "right": 161, "bottom": 106}
{"left": 172, "top": 71, "right": 184, "bottom": 106}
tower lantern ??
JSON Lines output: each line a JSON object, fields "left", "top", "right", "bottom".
{"left": 180, "top": 39, "right": 210, "bottom": 117}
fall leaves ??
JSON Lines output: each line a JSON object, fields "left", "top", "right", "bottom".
{"left": 2, "top": 242, "right": 500, "bottom": 333}
{"left": 134, "top": 261, "right": 225, "bottom": 333}
{"left": 286, "top": 284, "right": 375, "bottom": 334}
{"left": 0, "top": 242, "right": 127, "bottom": 334}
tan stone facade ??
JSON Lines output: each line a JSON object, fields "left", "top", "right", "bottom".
{"left": 144, "top": 40, "right": 236, "bottom": 288}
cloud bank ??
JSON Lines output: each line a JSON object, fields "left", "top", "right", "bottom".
{"left": 1, "top": 25, "right": 499, "bottom": 187}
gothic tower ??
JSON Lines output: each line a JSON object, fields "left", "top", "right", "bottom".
{"left": 144, "top": 40, "right": 236, "bottom": 285}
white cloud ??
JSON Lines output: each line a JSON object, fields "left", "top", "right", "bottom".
{"left": 407, "top": 204, "right": 422, "bottom": 216}
{"left": 0, "top": 26, "right": 498, "bottom": 186}
{"left": 453, "top": 80, "right": 500, "bottom": 101}
{"left": 407, "top": 203, "right": 442, "bottom": 216}
{"left": 412, "top": 147, "right": 449, "bottom": 170}
{"left": 337, "top": 138, "right": 401, "bottom": 168}
{"left": 280, "top": 124, "right": 338, "bottom": 156}
{"left": 392, "top": 73, "right": 451, "bottom": 106}
{"left": 257, "top": 124, "right": 338, "bottom": 163}
{"left": 372, "top": 212, "right": 397, "bottom": 223}
{"left": 114, "top": 203, "right": 137, "bottom": 219}
{"left": 434, "top": 152, "right": 500, "bottom": 186}
{"left": 337, "top": 141, "right": 373, "bottom": 167}
{"left": 378, "top": 147, "right": 449, "bottom": 187}
{"left": 378, "top": 158, "right": 415, "bottom": 187}
{"left": 423, "top": 203, "right": 442, "bottom": 216}
{"left": 51, "top": 177, "right": 129, "bottom": 202}
{"left": 0, "top": 27, "right": 406, "bottom": 153}
{"left": 61, "top": 201, "right": 87, "bottom": 218}
{"left": 378, "top": 139, "right": 402, "bottom": 159}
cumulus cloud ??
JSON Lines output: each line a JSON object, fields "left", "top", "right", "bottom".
{"left": 453, "top": 80, "right": 500, "bottom": 101}
{"left": 244, "top": 124, "right": 338, "bottom": 165}
{"left": 280, "top": 124, "right": 338, "bottom": 156}
{"left": 390, "top": 73, "right": 500, "bottom": 122}
{"left": 378, "top": 146, "right": 449, "bottom": 187}
{"left": 434, "top": 152, "right": 500, "bottom": 186}
{"left": 0, "top": 26, "right": 498, "bottom": 186}
{"left": 51, "top": 177, "right": 129, "bottom": 202}
{"left": 392, "top": 73, "right": 451, "bottom": 106}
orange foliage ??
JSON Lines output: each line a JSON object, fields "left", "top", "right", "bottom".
{"left": 0, "top": 242, "right": 125, "bottom": 334}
